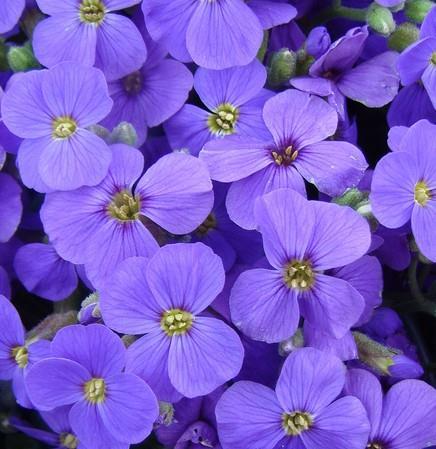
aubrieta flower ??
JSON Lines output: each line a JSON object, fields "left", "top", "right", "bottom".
{"left": 40, "top": 144, "right": 213, "bottom": 288}
{"left": 142, "top": 0, "right": 297, "bottom": 69}
{"left": 33, "top": 0, "right": 146, "bottom": 81}
{"left": 370, "top": 119, "right": 436, "bottom": 261}
{"left": 0, "top": 173, "right": 22, "bottom": 243}
{"left": 100, "top": 243, "right": 244, "bottom": 400}
{"left": 11, "top": 405, "right": 81, "bottom": 449}
{"left": 344, "top": 368, "right": 436, "bottom": 449}
{"left": 216, "top": 348, "right": 370, "bottom": 449}
{"left": 14, "top": 243, "right": 78, "bottom": 301}
{"left": 26, "top": 324, "right": 159, "bottom": 449}
{"left": 397, "top": 7, "right": 436, "bottom": 109}
{"left": 291, "top": 26, "right": 399, "bottom": 113}
{"left": 230, "top": 188, "right": 371, "bottom": 342}
{"left": 0, "top": 0, "right": 25, "bottom": 34}
{"left": 0, "top": 295, "right": 51, "bottom": 408}
{"left": 165, "top": 60, "right": 272, "bottom": 156}
{"left": 200, "top": 88, "right": 367, "bottom": 229}
{"left": 1, "top": 63, "right": 113, "bottom": 191}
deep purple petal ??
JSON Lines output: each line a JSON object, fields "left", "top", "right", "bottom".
{"left": 230, "top": 268, "right": 300, "bottom": 343}
{"left": 168, "top": 316, "right": 244, "bottom": 397}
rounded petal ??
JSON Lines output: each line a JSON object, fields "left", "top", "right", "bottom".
{"left": 0, "top": 173, "right": 22, "bottom": 243}
{"left": 14, "top": 243, "right": 77, "bottom": 301}
{"left": 412, "top": 200, "right": 436, "bottom": 262}
{"left": 186, "top": 0, "right": 263, "bottom": 69}
{"left": 216, "top": 381, "right": 284, "bottom": 449}
{"left": 33, "top": 15, "right": 97, "bottom": 69}
{"left": 38, "top": 129, "right": 111, "bottom": 191}
{"left": 306, "top": 200, "right": 371, "bottom": 270}
{"left": 299, "top": 274, "right": 365, "bottom": 339}
{"left": 262, "top": 90, "right": 338, "bottom": 149}
{"left": 249, "top": 0, "right": 297, "bottom": 29}
{"left": 168, "top": 316, "right": 244, "bottom": 397}
{"left": 26, "top": 358, "right": 89, "bottom": 410}
{"left": 146, "top": 243, "right": 225, "bottom": 314}
{"left": 370, "top": 151, "right": 417, "bottom": 228}
{"left": 137, "top": 153, "right": 213, "bottom": 234}
{"left": 275, "top": 347, "right": 345, "bottom": 414}
{"left": 0, "top": 0, "right": 25, "bottom": 33}
{"left": 254, "top": 188, "right": 315, "bottom": 269}
{"left": 99, "top": 373, "right": 158, "bottom": 443}
{"left": 100, "top": 257, "right": 161, "bottom": 335}
{"left": 51, "top": 324, "right": 125, "bottom": 378}
{"left": 95, "top": 14, "right": 146, "bottom": 81}
{"left": 230, "top": 268, "right": 300, "bottom": 343}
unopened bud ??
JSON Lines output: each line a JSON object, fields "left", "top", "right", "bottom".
{"left": 78, "top": 292, "right": 101, "bottom": 324}
{"left": 267, "top": 49, "right": 297, "bottom": 87}
{"left": 333, "top": 188, "right": 366, "bottom": 208}
{"left": 366, "top": 4, "right": 396, "bottom": 36}
{"left": 156, "top": 402, "right": 175, "bottom": 427}
{"left": 388, "top": 22, "right": 420, "bottom": 51}
{"left": 405, "top": 0, "right": 434, "bottom": 23}
{"left": 279, "top": 328, "right": 304, "bottom": 356}
{"left": 7, "top": 43, "right": 40, "bottom": 72}
{"left": 109, "top": 122, "right": 138, "bottom": 147}
{"left": 26, "top": 311, "right": 78, "bottom": 341}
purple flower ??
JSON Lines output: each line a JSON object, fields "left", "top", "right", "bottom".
{"left": 0, "top": 173, "right": 22, "bottom": 242}
{"left": 142, "top": 0, "right": 296, "bottom": 69}
{"left": 216, "top": 348, "right": 370, "bottom": 449}
{"left": 11, "top": 405, "right": 80, "bottom": 449}
{"left": 200, "top": 89, "right": 367, "bottom": 229}
{"left": 165, "top": 60, "right": 271, "bottom": 156}
{"left": 100, "top": 243, "right": 244, "bottom": 400}
{"left": 40, "top": 144, "right": 213, "bottom": 288}
{"left": 101, "top": 24, "right": 193, "bottom": 146}
{"left": 397, "top": 7, "right": 436, "bottom": 109}
{"left": 306, "top": 26, "right": 331, "bottom": 59}
{"left": 370, "top": 119, "right": 436, "bottom": 261}
{"left": 230, "top": 188, "right": 371, "bottom": 342}
{"left": 14, "top": 243, "right": 78, "bottom": 302}
{"left": 26, "top": 323, "right": 159, "bottom": 449}
{"left": 1, "top": 63, "right": 113, "bottom": 191}
{"left": 0, "top": 0, "right": 25, "bottom": 34}
{"left": 291, "top": 27, "right": 399, "bottom": 112}
{"left": 33, "top": 0, "right": 146, "bottom": 81}
{"left": 344, "top": 369, "right": 436, "bottom": 448}
{"left": 0, "top": 295, "right": 51, "bottom": 408}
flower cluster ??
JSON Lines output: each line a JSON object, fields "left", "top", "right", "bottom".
{"left": 1, "top": 1, "right": 436, "bottom": 449}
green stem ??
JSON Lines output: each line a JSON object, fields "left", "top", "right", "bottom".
{"left": 309, "top": 2, "right": 368, "bottom": 27}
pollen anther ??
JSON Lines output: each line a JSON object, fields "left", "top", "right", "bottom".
{"left": 208, "top": 103, "right": 239, "bottom": 135}
{"left": 108, "top": 190, "right": 141, "bottom": 221}
{"left": 84, "top": 378, "right": 106, "bottom": 404}
{"left": 282, "top": 411, "right": 313, "bottom": 436}
{"left": 52, "top": 116, "right": 77, "bottom": 139}
{"left": 414, "top": 180, "right": 431, "bottom": 206}
{"left": 283, "top": 260, "right": 314, "bottom": 290}
{"left": 161, "top": 308, "right": 194, "bottom": 336}
{"left": 11, "top": 346, "right": 28, "bottom": 368}
{"left": 80, "top": 0, "right": 105, "bottom": 24}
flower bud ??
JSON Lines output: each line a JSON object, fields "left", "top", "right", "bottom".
{"left": 7, "top": 43, "right": 40, "bottom": 72}
{"left": 267, "top": 49, "right": 297, "bottom": 87}
{"left": 366, "top": 4, "right": 396, "bottom": 36}
{"left": 0, "top": 40, "right": 8, "bottom": 71}
{"left": 78, "top": 292, "right": 101, "bottom": 324}
{"left": 333, "top": 188, "right": 366, "bottom": 208}
{"left": 306, "top": 27, "right": 331, "bottom": 58}
{"left": 109, "top": 122, "right": 138, "bottom": 147}
{"left": 279, "top": 328, "right": 304, "bottom": 356}
{"left": 388, "top": 22, "right": 420, "bottom": 51}
{"left": 26, "top": 311, "right": 78, "bottom": 341}
{"left": 405, "top": 0, "right": 434, "bottom": 23}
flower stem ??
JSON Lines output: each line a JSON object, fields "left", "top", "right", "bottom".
{"left": 309, "top": 2, "right": 368, "bottom": 27}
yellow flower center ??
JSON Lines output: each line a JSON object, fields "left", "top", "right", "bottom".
{"left": 431, "top": 52, "right": 436, "bottom": 65}
{"left": 79, "top": 0, "right": 105, "bottom": 24}
{"left": 161, "top": 309, "right": 194, "bottom": 336}
{"left": 59, "top": 433, "right": 78, "bottom": 449}
{"left": 208, "top": 103, "right": 239, "bottom": 135}
{"left": 108, "top": 190, "right": 141, "bottom": 221}
{"left": 272, "top": 145, "right": 299, "bottom": 166}
{"left": 52, "top": 116, "right": 77, "bottom": 139}
{"left": 282, "top": 411, "right": 313, "bottom": 436}
{"left": 283, "top": 260, "right": 314, "bottom": 290}
{"left": 367, "top": 443, "right": 384, "bottom": 449}
{"left": 196, "top": 213, "right": 217, "bottom": 236}
{"left": 11, "top": 346, "right": 28, "bottom": 368}
{"left": 84, "top": 378, "right": 106, "bottom": 404}
{"left": 414, "top": 181, "right": 431, "bottom": 206}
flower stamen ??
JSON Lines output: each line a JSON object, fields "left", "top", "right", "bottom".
{"left": 84, "top": 378, "right": 106, "bottom": 404}
{"left": 108, "top": 190, "right": 141, "bottom": 221}
{"left": 414, "top": 181, "right": 431, "bottom": 206}
{"left": 272, "top": 145, "right": 299, "bottom": 166}
{"left": 282, "top": 411, "right": 312, "bottom": 436}
{"left": 161, "top": 309, "right": 194, "bottom": 336}
{"left": 59, "top": 433, "right": 79, "bottom": 449}
{"left": 79, "top": 0, "right": 105, "bottom": 24}
{"left": 11, "top": 346, "right": 28, "bottom": 368}
{"left": 52, "top": 116, "right": 77, "bottom": 139}
{"left": 208, "top": 103, "right": 239, "bottom": 135}
{"left": 283, "top": 260, "right": 314, "bottom": 290}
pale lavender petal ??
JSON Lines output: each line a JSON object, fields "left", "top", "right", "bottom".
{"left": 290, "top": 77, "right": 334, "bottom": 97}
{"left": 0, "top": 0, "right": 25, "bottom": 33}
{"left": 0, "top": 173, "right": 22, "bottom": 242}
{"left": 422, "top": 63, "right": 436, "bottom": 109}
{"left": 104, "top": 0, "right": 142, "bottom": 10}
{"left": 248, "top": 0, "right": 297, "bottom": 29}
{"left": 26, "top": 358, "right": 89, "bottom": 410}
{"left": 263, "top": 89, "right": 338, "bottom": 149}
{"left": 230, "top": 268, "right": 300, "bottom": 343}
{"left": 51, "top": 324, "right": 125, "bottom": 378}
{"left": 300, "top": 274, "right": 365, "bottom": 339}
{"left": 276, "top": 348, "right": 345, "bottom": 414}
{"left": 216, "top": 381, "right": 284, "bottom": 449}
{"left": 186, "top": 0, "right": 263, "bottom": 69}
{"left": 36, "top": 0, "right": 79, "bottom": 14}
{"left": 146, "top": 243, "right": 224, "bottom": 314}
{"left": 168, "top": 316, "right": 244, "bottom": 397}
{"left": 137, "top": 153, "right": 213, "bottom": 234}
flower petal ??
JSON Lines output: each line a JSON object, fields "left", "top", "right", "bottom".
{"left": 0, "top": 173, "right": 22, "bottom": 243}
{"left": 411, "top": 199, "right": 436, "bottom": 262}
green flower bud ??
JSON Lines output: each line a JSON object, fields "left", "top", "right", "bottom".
{"left": 332, "top": 188, "right": 366, "bottom": 208}
{"left": 26, "top": 311, "right": 78, "bottom": 341}
{"left": 257, "top": 31, "right": 269, "bottom": 63}
{"left": 279, "top": 328, "right": 304, "bottom": 356}
{"left": 7, "top": 43, "right": 40, "bottom": 72}
{"left": 405, "top": 0, "right": 434, "bottom": 23}
{"left": 388, "top": 22, "right": 420, "bottom": 51}
{"left": 267, "top": 49, "right": 297, "bottom": 87}
{"left": 366, "top": 4, "right": 396, "bottom": 36}
{"left": 109, "top": 121, "right": 138, "bottom": 147}
{"left": 295, "top": 49, "right": 314, "bottom": 77}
